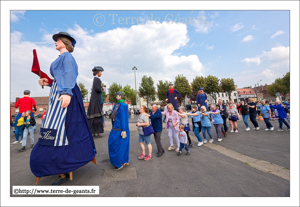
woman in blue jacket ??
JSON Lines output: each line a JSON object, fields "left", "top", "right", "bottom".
{"left": 269, "top": 100, "right": 290, "bottom": 131}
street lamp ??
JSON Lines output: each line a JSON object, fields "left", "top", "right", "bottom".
{"left": 132, "top": 66, "right": 138, "bottom": 108}
{"left": 256, "top": 79, "right": 262, "bottom": 101}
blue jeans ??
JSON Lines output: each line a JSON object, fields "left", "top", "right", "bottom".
{"left": 179, "top": 143, "right": 189, "bottom": 152}
{"left": 278, "top": 118, "right": 290, "bottom": 130}
{"left": 163, "top": 115, "right": 166, "bottom": 122}
{"left": 242, "top": 115, "right": 249, "bottom": 128}
{"left": 22, "top": 126, "right": 34, "bottom": 147}
{"left": 14, "top": 126, "right": 23, "bottom": 141}
{"left": 202, "top": 126, "right": 212, "bottom": 140}
{"left": 222, "top": 116, "right": 228, "bottom": 132}
{"left": 139, "top": 134, "right": 151, "bottom": 145}
{"left": 263, "top": 118, "right": 273, "bottom": 129}
{"left": 193, "top": 127, "right": 202, "bottom": 142}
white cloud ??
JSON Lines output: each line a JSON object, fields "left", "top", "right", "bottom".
{"left": 252, "top": 25, "right": 257, "bottom": 30}
{"left": 241, "top": 57, "right": 261, "bottom": 66}
{"left": 242, "top": 35, "right": 254, "bottom": 42}
{"left": 193, "top": 11, "right": 214, "bottom": 33}
{"left": 206, "top": 45, "right": 214, "bottom": 50}
{"left": 230, "top": 23, "right": 244, "bottom": 32}
{"left": 11, "top": 11, "right": 26, "bottom": 22}
{"left": 11, "top": 22, "right": 204, "bottom": 100}
{"left": 270, "top": 30, "right": 284, "bottom": 38}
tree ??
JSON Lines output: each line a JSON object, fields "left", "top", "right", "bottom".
{"left": 205, "top": 75, "right": 220, "bottom": 104}
{"left": 157, "top": 80, "right": 171, "bottom": 104}
{"left": 267, "top": 83, "right": 282, "bottom": 98}
{"left": 139, "top": 75, "right": 156, "bottom": 108}
{"left": 191, "top": 76, "right": 207, "bottom": 93}
{"left": 220, "top": 78, "right": 235, "bottom": 100}
{"left": 78, "top": 82, "right": 88, "bottom": 102}
{"left": 108, "top": 82, "right": 123, "bottom": 103}
{"left": 174, "top": 74, "right": 191, "bottom": 106}
{"left": 123, "top": 84, "right": 136, "bottom": 105}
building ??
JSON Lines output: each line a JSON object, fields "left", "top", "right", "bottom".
{"left": 236, "top": 88, "right": 257, "bottom": 102}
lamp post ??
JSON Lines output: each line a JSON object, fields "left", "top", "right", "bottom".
{"left": 132, "top": 66, "right": 138, "bottom": 109}
{"left": 256, "top": 79, "right": 262, "bottom": 101}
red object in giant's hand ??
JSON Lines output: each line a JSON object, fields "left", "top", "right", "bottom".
{"left": 31, "top": 49, "right": 53, "bottom": 85}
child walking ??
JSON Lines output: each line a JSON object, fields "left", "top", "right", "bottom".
{"left": 177, "top": 125, "right": 190, "bottom": 156}
{"left": 177, "top": 106, "right": 193, "bottom": 147}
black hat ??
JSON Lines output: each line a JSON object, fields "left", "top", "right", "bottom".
{"left": 24, "top": 90, "right": 30, "bottom": 95}
{"left": 169, "top": 83, "right": 174, "bottom": 86}
{"left": 92, "top": 66, "right": 104, "bottom": 72}
{"left": 52, "top": 32, "right": 76, "bottom": 47}
{"left": 115, "top": 91, "right": 125, "bottom": 99}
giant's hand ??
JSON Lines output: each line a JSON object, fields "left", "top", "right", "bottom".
{"left": 57, "top": 95, "right": 71, "bottom": 108}
{"left": 39, "top": 78, "right": 49, "bottom": 86}
{"left": 121, "top": 131, "right": 127, "bottom": 139}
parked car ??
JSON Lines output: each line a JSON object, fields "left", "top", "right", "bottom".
{"left": 35, "top": 114, "right": 43, "bottom": 118}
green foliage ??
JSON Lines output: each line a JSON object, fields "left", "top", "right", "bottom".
{"left": 267, "top": 83, "right": 281, "bottom": 97}
{"left": 220, "top": 78, "right": 235, "bottom": 100}
{"left": 101, "top": 83, "right": 107, "bottom": 102}
{"left": 267, "top": 72, "right": 290, "bottom": 98}
{"left": 108, "top": 82, "right": 123, "bottom": 103}
{"left": 157, "top": 80, "right": 171, "bottom": 103}
{"left": 123, "top": 84, "right": 137, "bottom": 105}
{"left": 78, "top": 82, "right": 88, "bottom": 101}
{"left": 174, "top": 74, "right": 191, "bottom": 106}
{"left": 139, "top": 75, "right": 156, "bottom": 108}
{"left": 205, "top": 75, "right": 220, "bottom": 103}
{"left": 191, "top": 76, "right": 206, "bottom": 93}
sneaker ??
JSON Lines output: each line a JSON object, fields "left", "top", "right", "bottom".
{"left": 197, "top": 142, "right": 203, "bottom": 147}
{"left": 235, "top": 130, "right": 238, "bottom": 133}
{"left": 265, "top": 128, "right": 270, "bottom": 131}
{"left": 138, "top": 153, "right": 146, "bottom": 160}
{"left": 245, "top": 127, "right": 250, "bottom": 131}
{"left": 188, "top": 144, "right": 193, "bottom": 148}
{"left": 51, "top": 174, "right": 69, "bottom": 185}
{"left": 168, "top": 146, "right": 175, "bottom": 151}
{"left": 230, "top": 130, "right": 234, "bottom": 133}
{"left": 12, "top": 141, "right": 18, "bottom": 144}
{"left": 270, "top": 127, "right": 274, "bottom": 131}
{"left": 114, "top": 165, "right": 124, "bottom": 171}
{"left": 144, "top": 155, "right": 153, "bottom": 161}
{"left": 218, "top": 138, "right": 222, "bottom": 142}
{"left": 185, "top": 151, "right": 190, "bottom": 155}
{"left": 18, "top": 146, "right": 25, "bottom": 152}
{"left": 31, "top": 144, "right": 34, "bottom": 148}
{"left": 203, "top": 139, "right": 208, "bottom": 144}
{"left": 177, "top": 152, "right": 182, "bottom": 156}
{"left": 256, "top": 127, "right": 260, "bottom": 131}
{"left": 209, "top": 139, "right": 214, "bottom": 143}
{"left": 286, "top": 129, "right": 290, "bottom": 131}
{"left": 19, "top": 140, "right": 22, "bottom": 143}
{"left": 277, "top": 129, "right": 283, "bottom": 132}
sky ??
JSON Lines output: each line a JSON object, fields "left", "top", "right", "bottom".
{"left": 10, "top": 10, "right": 290, "bottom": 101}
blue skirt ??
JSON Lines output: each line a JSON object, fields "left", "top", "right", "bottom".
{"left": 30, "top": 81, "right": 96, "bottom": 177}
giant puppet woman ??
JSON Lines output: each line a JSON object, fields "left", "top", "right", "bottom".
{"left": 108, "top": 91, "right": 130, "bottom": 170}
{"left": 30, "top": 32, "right": 97, "bottom": 185}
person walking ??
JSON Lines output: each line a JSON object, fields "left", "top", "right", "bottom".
{"left": 247, "top": 98, "right": 260, "bottom": 131}
{"left": 187, "top": 105, "right": 203, "bottom": 147}
{"left": 162, "top": 103, "right": 180, "bottom": 152}
{"left": 177, "top": 106, "right": 192, "bottom": 147}
{"left": 137, "top": 105, "right": 153, "bottom": 161}
{"left": 145, "top": 104, "right": 164, "bottom": 157}
{"left": 199, "top": 106, "right": 214, "bottom": 143}
{"left": 18, "top": 110, "right": 36, "bottom": 152}
{"left": 177, "top": 125, "right": 190, "bottom": 156}
{"left": 87, "top": 66, "right": 105, "bottom": 138}
{"left": 209, "top": 105, "right": 223, "bottom": 142}
{"left": 217, "top": 99, "right": 228, "bottom": 134}
{"left": 227, "top": 103, "right": 240, "bottom": 133}
{"left": 270, "top": 100, "right": 290, "bottom": 131}
{"left": 257, "top": 100, "right": 274, "bottom": 131}
{"left": 165, "top": 83, "right": 181, "bottom": 111}
{"left": 13, "top": 112, "right": 25, "bottom": 144}
{"left": 41, "top": 108, "right": 47, "bottom": 122}
{"left": 237, "top": 101, "right": 250, "bottom": 131}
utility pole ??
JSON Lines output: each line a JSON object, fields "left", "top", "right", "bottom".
{"left": 132, "top": 66, "right": 138, "bottom": 109}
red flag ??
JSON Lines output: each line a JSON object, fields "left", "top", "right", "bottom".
{"left": 31, "top": 49, "right": 53, "bottom": 86}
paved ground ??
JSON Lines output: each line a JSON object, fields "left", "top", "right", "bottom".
{"left": 10, "top": 116, "right": 290, "bottom": 197}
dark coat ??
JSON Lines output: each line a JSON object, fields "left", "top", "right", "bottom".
{"left": 149, "top": 110, "right": 162, "bottom": 132}
{"left": 87, "top": 76, "right": 104, "bottom": 134}
{"left": 166, "top": 89, "right": 181, "bottom": 110}
{"left": 22, "top": 116, "right": 36, "bottom": 131}
{"left": 217, "top": 103, "right": 228, "bottom": 118}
